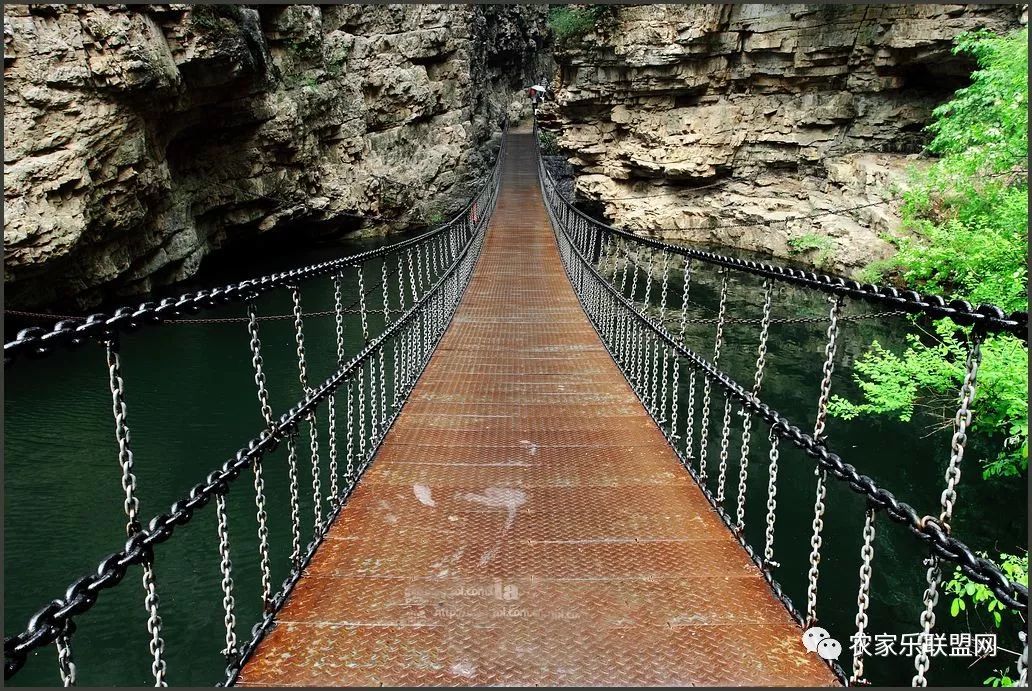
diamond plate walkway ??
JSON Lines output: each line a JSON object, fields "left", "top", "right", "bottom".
{"left": 236, "top": 129, "right": 838, "bottom": 686}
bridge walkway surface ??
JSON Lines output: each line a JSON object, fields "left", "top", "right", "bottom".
{"left": 236, "top": 129, "right": 838, "bottom": 686}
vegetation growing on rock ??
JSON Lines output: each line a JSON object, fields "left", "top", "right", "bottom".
{"left": 829, "top": 31, "right": 1028, "bottom": 672}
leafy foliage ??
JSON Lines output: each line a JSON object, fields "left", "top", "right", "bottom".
{"left": 538, "top": 129, "right": 561, "bottom": 156}
{"left": 548, "top": 5, "right": 609, "bottom": 44}
{"left": 945, "top": 551, "right": 1028, "bottom": 626}
{"left": 832, "top": 28, "right": 1028, "bottom": 480}
{"left": 945, "top": 552, "right": 1027, "bottom": 687}
{"left": 787, "top": 232, "right": 835, "bottom": 269}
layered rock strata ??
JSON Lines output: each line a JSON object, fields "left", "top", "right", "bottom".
{"left": 543, "top": 3, "right": 1025, "bottom": 274}
{"left": 4, "top": 4, "right": 550, "bottom": 308}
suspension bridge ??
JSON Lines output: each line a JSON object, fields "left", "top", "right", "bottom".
{"left": 3, "top": 123, "right": 1028, "bottom": 687}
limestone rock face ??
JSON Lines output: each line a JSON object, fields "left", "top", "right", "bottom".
{"left": 4, "top": 4, "right": 550, "bottom": 308}
{"left": 543, "top": 4, "right": 1024, "bottom": 275}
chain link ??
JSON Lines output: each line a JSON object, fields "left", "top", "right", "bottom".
{"left": 290, "top": 287, "right": 323, "bottom": 535}
{"left": 286, "top": 434, "right": 301, "bottom": 569}
{"left": 735, "top": 280, "right": 775, "bottom": 532}
{"left": 715, "top": 396, "right": 733, "bottom": 505}
{"left": 215, "top": 494, "right": 237, "bottom": 660}
{"left": 55, "top": 623, "right": 75, "bottom": 687}
{"left": 762, "top": 426, "right": 781, "bottom": 569}
{"left": 105, "top": 340, "right": 141, "bottom": 536}
{"left": 697, "top": 269, "right": 729, "bottom": 481}
{"left": 913, "top": 557, "right": 941, "bottom": 686}
{"left": 914, "top": 328, "right": 985, "bottom": 686}
{"left": 244, "top": 303, "right": 273, "bottom": 607}
{"left": 805, "top": 295, "right": 843, "bottom": 627}
{"left": 851, "top": 508, "right": 876, "bottom": 685}
{"left": 2, "top": 124, "right": 507, "bottom": 684}
{"left": 141, "top": 561, "right": 167, "bottom": 686}
{"left": 939, "top": 329, "right": 984, "bottom": 527}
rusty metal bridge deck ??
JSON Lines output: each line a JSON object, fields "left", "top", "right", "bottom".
{"left": 236, "top": 131, "right": 837, "bottom": 686}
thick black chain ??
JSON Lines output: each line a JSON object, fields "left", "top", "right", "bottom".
{"left": 2, "top": 121, "right": 507, "bottom": 680}
{"left": 3, "top": 147, "right": 504, "bottom": 367}
{"left": 549, "top": 172, "right": 1029, "bottom": 616}
{"left": 546, "top": 168, "right": 1027, "bottom": 340}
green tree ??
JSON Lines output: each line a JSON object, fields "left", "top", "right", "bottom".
{"left": 834, "top": 30, "right": 1027, "bottom": 687}
{"left": 833, "top": 28, "right": 1028, "bottom": 480}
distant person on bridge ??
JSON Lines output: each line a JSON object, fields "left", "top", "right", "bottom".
{"left": 526, "top": 83, "right": 547, "bottom": 115}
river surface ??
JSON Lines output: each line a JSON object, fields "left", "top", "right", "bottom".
{"left": 4, "top": 227, "right": 1026, "bottom": 686}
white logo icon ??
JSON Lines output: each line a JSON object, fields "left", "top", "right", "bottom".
{"left": 803, "top": 626, "right": 830, "bottom": 652}
{"left": 817, "top": 637, "right": 842, "bottom": 661}
{"left": 803, "top": 627, "right": 842, "bottom": 661}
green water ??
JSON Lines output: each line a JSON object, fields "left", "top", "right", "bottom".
{"left": 4, "top": 231, "right": 1025, "bottom": 686}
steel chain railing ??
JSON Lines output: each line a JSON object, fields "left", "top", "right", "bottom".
{"left": 3, "top": 120, "right": 507, "bottom": 685}
{"left": 539, "top": 139, "right": 1028, "bottom": 687}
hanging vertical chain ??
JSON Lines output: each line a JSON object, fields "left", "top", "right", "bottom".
{"left": 805, "top": 295, "right": 844, "bottom": 627}
{"left": 657, "top": 255, "right": 671, "bottom": 425}
{"left": 327, "top": 274, "right": 346, "bottom": 510}
{"left": 698, "top": 268, "right": 729, "bottom": 481}
{"left": 345, "top": 381, "right": 356, "bottom": 483}
{"left": 106, "top": 337, "right": 167, "bottom": 686}
{"left": 914, "top": 327, "right": 984, "bottom": 687}
{"left": 243, "top": 306, "right": 274, "bottom": 609}
{"left": 286, "top": 433, "right": 301, "bottom": 568}
{"left": 141, "top": 561, "right": 167, "bottom": 686}
{"left": 54, "top": 622, "right": 75, "bottom": 687}
{"left": 394, "top": 255, "right": 406, "bottom": 408}
{"left": 215, "top": 493, "right": 237, "bottom": 661}
{"left": 671, "top": 257, "right": 693, "bottom": 450}
{"left": 379, "top": 260, "right": 390, "bottom": 429}
{"left": 715, "top": 396, "right": 734, "bottom": 505}
{"left": 291, "top": 286, "right": 323, "bottom": 536}
{"left": 938, "top": 328, "right": 984, "bottom": 528}
{"left": 735, "top": 280, "right": 774, "bottom": 532}
{"left": 106, "top": 339, "right": 141, "bottom": 536}
{"left": 762, "top": 426, "right": 781, "bottom": 569}
{"left": 851, "top": 507, "right": 877, "bottom": 686}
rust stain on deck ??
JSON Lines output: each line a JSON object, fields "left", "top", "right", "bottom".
{"left": 235, "top": 130, "right": 839, "bottom": 687}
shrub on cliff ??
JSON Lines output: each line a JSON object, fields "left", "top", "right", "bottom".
{"left": 834, "top": 27, "right": 1028, "bottom": 480}
{"left": 548, "top": 5, "right": 610, "bottom": 45}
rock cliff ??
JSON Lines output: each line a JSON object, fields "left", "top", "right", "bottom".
{"left": 4, "top": 4, "right": 550, "bottom": 308}
{"left": 542, "top": 3, "right": 1025, "bottom": 275}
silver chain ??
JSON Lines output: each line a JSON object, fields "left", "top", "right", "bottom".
{"left": 105, "top": 341, "right": 140, "bottom": 535}
{"left": 762, "top": 426, "right": 781, "bottom": 569}
{"left": 806, "top": 295, "right": 843, "bottom": 626}
{"left": 286, "top": 434, "right": 301, "bottom": 568}
{"left": 851, "top": 508, "right": 877, "bottom": 685}
{"left": 913, "top": 557, "right": 941, "bottom": 686}
{"left": 215, "top": 494, "right": 237, "bottom": 660}
{"left": 715, "top": 396, "right": 733, "bottom": 505}
{"left": 345, "top": 381, "right": 356, "bottom": 482}
{"left": 735, "top": 280, "right": 774, "bottom": 531}
{"left": 141, "top": 561, "right": 167, "bottom": 686}
{"left": 106, "top": 339, "right": 167, "bottom": 685}
{"left": 244, "top": 303, "right": 273, "bottom": 607}
{"left": 291, "top": 287, "right": 323, "bottom": 536}
{"left": 357, "top": 362, "right": 368, "bottom": 462}
{"left": 327, "top": 274, "right": 346, "bottom": 510}
{"left": 939, "top": 330, "right": 984, "bottom": 527}
{"left": 914, "top": 328, "right": 984, "bottom": 686}
{"left": 697, "top": 269, "right": 729, "bottom": 481}
{"left": 55, "top": 624, "right": 76, "bottom": 687}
